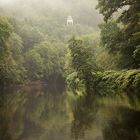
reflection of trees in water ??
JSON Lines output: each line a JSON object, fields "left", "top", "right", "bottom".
{"left": 71, "top": 94, "right": 102, "bottom": 140}
{"left": 96, "top": 96, "right": 140, "bottom": 140}
{"left": 71, "top": 93, "right": 140, "bottom": 140}
{"left": 1, "top": 86, "right": 140, "bottom": 140}
{"left": 0, "top": 85, "right": 69, "bottom": 140}
{"left": 102, "top": 107, "right": 140, "bottom": 140}
{"left": 0, "top": 87, "right": 27, "bottom": 140}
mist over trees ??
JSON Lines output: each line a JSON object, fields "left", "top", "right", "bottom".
{"left": 0, "top": 1, "right": 140, "bottom": 140}
{"left": 0, "top": 0, "right": 101, "bottom": 29}
{"left": 0, "top": 0, "right": 102, "bottom": 85}
{"left": 0, "top": 0, "right": 139, "bottom": 92}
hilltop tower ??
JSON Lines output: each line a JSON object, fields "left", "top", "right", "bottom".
{"left": 67, "top": 16, "right": 73, "bottom": 25}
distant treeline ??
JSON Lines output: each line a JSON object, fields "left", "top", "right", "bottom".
{"left": 67, "top": 0, "right": 140, "bottom": 96}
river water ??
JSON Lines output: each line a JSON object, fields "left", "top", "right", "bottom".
{"left": 0, "top": 85, "right": 140, "bottom": 140}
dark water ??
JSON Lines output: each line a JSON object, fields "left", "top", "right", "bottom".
{"left": 0, "top": 85, "right": 140, "bottom": 140}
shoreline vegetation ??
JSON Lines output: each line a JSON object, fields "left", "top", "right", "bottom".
{"left": 0, "top": 0, "right": 139, "bottom": 96}
{"left": 67, "top": 69, "right": 140, "bottom": 96}
{"left": 0, "top": 1, "right": 140, "bottom": 139}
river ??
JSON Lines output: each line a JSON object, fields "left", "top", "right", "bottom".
{"left": 0, "top": 85, "right": 140, "bottom": 140}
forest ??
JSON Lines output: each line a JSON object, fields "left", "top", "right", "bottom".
{"left": 0, "top": 0, "right": 140, "bottom": 139}
{"left": 0, "top": 0, "right": 100, "bottom": 85}
{"left": 0, "top": 0, "right": 139, "bottom": 94}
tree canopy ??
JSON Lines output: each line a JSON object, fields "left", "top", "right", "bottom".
{"left": 97, "top": 0, "right": 140, "bottom": 68}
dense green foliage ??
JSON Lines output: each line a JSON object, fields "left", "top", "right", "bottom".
{"left": 93, "top": 70, "right": 140, "bottom": 96}
{"left": 66, "top": 0, "right": 140, "bottom": 96}
{"left": 0, "top": 0, "right": 101, "bottom": 85}
{"left": 0, "top": 1, "right": 140, "bottom": 139}
{"left": 68, "top": 37, "right": 99, "bottom": 94}
{"left": 97, "top": 0, "right": 140, "bottom": 69}
{"left": 0, "top": 0, "right": 139, "bottom": 97}
{"left": 68, "top": 37, "right": 97, "bottom": 74}
{"left": 0, "top": 17, "right": 23, "bottom": 85}
{"left": 0, "top": 16, "right": 67, "bottom": 85}
{"left": 25, "top": 40, "right": 66, "bottom": 81}
{"left": 68, "top": 43, "right": 140, "bottom": 95}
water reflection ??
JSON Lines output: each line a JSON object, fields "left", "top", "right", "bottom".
{"left": 71, "top": 94, "right": 140, "bottom": 140}
{"left": 0, "top": 85, "right": 72, "bottom": 140}
{"left": 0, "top": 86, "right": 140, "bottom": 140}
{"left": 100, "top": 96, "right": 140, "bottom": 140}
{"left": 71, "top": 94, "right": 101, "bottom": 140}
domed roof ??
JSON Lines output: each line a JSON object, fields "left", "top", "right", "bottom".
{"left": 67, "top": 16, "right": 73, "bottom": 21}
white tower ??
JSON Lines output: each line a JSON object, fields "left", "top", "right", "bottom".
{"left": 67, "top": 16, "right": 73, "bottom": 25}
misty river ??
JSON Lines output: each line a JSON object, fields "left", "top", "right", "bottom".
{"left": 0, "top": 84, "right": 140, "bottom": 140}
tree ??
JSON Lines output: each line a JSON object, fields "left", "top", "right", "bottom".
{"left": 0, "top": 17, "right": 22, "bottom": 85}
{"left": 97, "top": 0, "right": 140, "bottom": 68}
{"left": 19, "top": 25, "right": 43, "bottom": 52}
{"left": 25, "top": 50, "right": 44, "bottom": 80}
{"left": 133, "top": 45, "right": 140, "bottom": 66}
{"left": 9, "top": 33, "right": 23, "bottom": 59}
{"left": 0, "top": 17, "right": 12, "bottom": 51}
{"left": 99, "top": 21, "right": 122, "bottom": 53}
{"left": 68, "top": 37, "right": 97, "bottom": 73}
{"left": 68, "top": 37, "right": 98, "bottom": 93}
{"left": 24, "top": 39, "right": 67, "bottom": 82}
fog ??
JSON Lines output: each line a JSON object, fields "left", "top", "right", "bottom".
{"left": 0, "top": 0, "right": 139, "bottom": 140}
{"left": 0, "top": 0, "right": 98, "bottom": 8}
{"left": 0, "top": 0, "right": 101, "bottom": 27}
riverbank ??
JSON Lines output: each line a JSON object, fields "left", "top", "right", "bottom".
{"left": 67, "top": 69, "right": 140, "bottom": 96}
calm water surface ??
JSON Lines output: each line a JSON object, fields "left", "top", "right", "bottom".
{"left": 0, "top": 85, "right": 140, "bottom": 140}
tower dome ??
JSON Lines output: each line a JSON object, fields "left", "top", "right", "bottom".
{"left": 67, "top": 16, "right": 73, "bottom": 25}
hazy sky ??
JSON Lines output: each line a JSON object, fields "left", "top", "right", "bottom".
{"left": 0, "top": 0, "right": 98, "bottom": 8}
{"left": 0, "top": 0, "right": 101, "bottom": 28}
{"left": 0, "top": 0, "right": 17, "bottom": 5}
